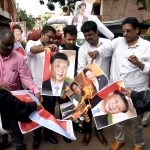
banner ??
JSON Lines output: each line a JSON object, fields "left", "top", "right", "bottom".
{"left": 11, "top": 90, "right": 76, "bottom": 140}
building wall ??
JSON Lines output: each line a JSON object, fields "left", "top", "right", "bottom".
{"left": 103, "top": 0, "right": 150, "bottom": 22}
{"left": 0, "top": 0, "right": 17, "bottom": 22}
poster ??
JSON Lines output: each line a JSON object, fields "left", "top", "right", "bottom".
{"left": 11, "top": 90, "right": 76, "bottom": 140}
{"left": 90, "top": 80, "right": 137, "bottom": 130}
{"left": 42, "top": 50, "right": 76, "bottom": 97}
{"left": 60, "top": 62, "right": 109, "bottom": 121}
{"left": 60, "top": 62, "right": 137, "bottom": 130}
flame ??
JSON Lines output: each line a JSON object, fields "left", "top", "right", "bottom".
{"left": 72, "top": 84, "right": 94, "bottom": 122}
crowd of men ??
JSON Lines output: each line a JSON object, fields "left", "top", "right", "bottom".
{"left": 0, "top": 16, "right": 150, "bottom": 150}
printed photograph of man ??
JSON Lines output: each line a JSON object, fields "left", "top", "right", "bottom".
{"left": 60, "top": 82, "right": 88, "bottom": 120}
{"left": 92, "top": 90, "right": 129, "bottom": 117}
{"left": 83, "top": 67, "right": 108, "bottom": 95}
{"left": 42, "top": 52, "right": 70, "bottom": 96}
{"left": 61, "top": 50, "right": 76, "bottom": 80}
{"left": 74, "top": 1, "right": 93, "bottom": 16}
{"left": 69, "top": 82, "right": 85, "bottom": 103}
{"left": 90, "top": 81, "right": 137, "bottom": 130}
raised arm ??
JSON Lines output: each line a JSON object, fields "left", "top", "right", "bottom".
{"left": 88, "top": 15, "right": 114, "bottom": 40}
{"left": 47, "top": 16, "right": 72, "bottom": 26}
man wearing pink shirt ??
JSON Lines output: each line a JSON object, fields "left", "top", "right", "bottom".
{"left": 0, "top": 29, "right": 41, "bottom": 150}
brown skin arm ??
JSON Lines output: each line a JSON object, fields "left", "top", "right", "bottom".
{"left": 88, "top": 50, "right": 99, "bottom": 62}
{"left": 30, "top": 44, "right": 58, "bottom": 54}
{"left": 128, "top": 55, "right": 144, "bottom": 70}
{"left": 35, "top": 92, "right": 43, "bottom": 102}
{"left": 36, "top": 102, "right": 43, "bottom": 110}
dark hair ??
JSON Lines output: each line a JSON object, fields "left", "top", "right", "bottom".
{"left": 70, "top": 82, "right": 78, "bottom": 91}
{"left": 122, "top": 17, "right": 140, "bottom": 29}
{"left": 78, "top": 2, "right": 86, "bottom": 9}
{"left": 41, "top": 25, "right": 56, "bottom": 36}
{"left": 83, "top": 67, "right": 92, "bottom": 76}
{"left": 114, "top": 90, "right": 129, "bottom": 113}
{"left": 0, "top": 29, "right": 14, "bottom": 40}
{"left": 50, "top": 52, "right": 70, "bottom": 65}
{"left": 12, "top": 24, "right": 23, "bottom": 33}
{"left": 63, "top": 25, "right": 77, "bottom": 37}
{"left": 81, "top": 21, "right": 97, "bottom": 33}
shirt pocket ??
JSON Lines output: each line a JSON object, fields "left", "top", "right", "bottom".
{"left": 7, "top": 69, "right": 19, "bottom": 84}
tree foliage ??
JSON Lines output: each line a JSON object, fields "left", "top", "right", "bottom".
{"left": 17, "top": 9, "right": 35, "bottom": 30}
{"left": 40, "top": 0, "right": 80, "bottom": 14}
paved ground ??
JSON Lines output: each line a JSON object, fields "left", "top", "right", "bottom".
{"left": 6, "top": 118, "right": 150, "bottom": 150}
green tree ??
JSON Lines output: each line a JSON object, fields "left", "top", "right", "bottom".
{"left": 39, "top": 0, "right": 79, "bottom": 15}
{"left": 17, "top": 9, "right": 35, "bottom": 30}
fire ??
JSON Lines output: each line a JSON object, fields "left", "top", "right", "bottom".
{"left": 72, "top": 84, "right": 94, "bottom": 122}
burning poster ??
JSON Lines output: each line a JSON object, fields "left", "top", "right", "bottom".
{"left": 60, "top": 62, "right": 108, "bottom": 121}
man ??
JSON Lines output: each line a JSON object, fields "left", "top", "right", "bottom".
{"left": 25, "top": 25, "right": 59, "bottom": 150}
{"left": 0, "top": 86, "right": 42, "bottom": 150}
{"left": 59, "top": 25, "right": 85, "bottom": 142}
{"left": 42, "top": 52, "right": 70, "bottom": 96}
{"left": 0, "top": 29, "right": 41, "bottom": 150}
{"left": 0, "top": 86, "right": 42, "bottom": 128}
{"left": 12, "top": 24, "right": 27, "bottom": 58}
{"left": 98, "top": 17, "right": 150, "bottom": 150}
{"left": 77, "top": 21, "right": 112, "bottom": 146}
{"left": 83, "top": 67, "right": 108, "bottom": 94}
{"left": 60, "top": 25, "right": 78, "bottom": 75}
{"left": 140, "top": 34, "right": 150, "bottom": 128}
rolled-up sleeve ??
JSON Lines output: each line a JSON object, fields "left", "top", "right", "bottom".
{"left": 97, "top": 39, "right": 114, "bottom": 57}
{"left": 141, "top": 46, "right": 150, "bottom": 74}
{"left": 25, "top": 40, "right": 36, "bottom": 57}
{"left": 77, "top": 46, "right": 88, "bottom": 73}
{"left": 18, "top": 57, "right": 39, "bottom": 94}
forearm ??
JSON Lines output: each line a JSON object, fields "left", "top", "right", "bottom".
{"left": 77, "top": 49, "right": 87, "bottom": 73}
{"left": 90, "top": 15, "right": 114, "bottom": 40}
{"left": 47, "top": 16, "right": 70, "bottom": 25}
{"left": 30, "top": 44, "right": 45, "bottom": 54}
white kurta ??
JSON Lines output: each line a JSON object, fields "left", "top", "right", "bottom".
{"left": 77, "top": 38, "right": 112, "bottom": 78}
{"left": 25, "top": 40, "right": 45, "bottom": 92}
{"left": 99, "top": 37, "right": 150, "bottom": 91}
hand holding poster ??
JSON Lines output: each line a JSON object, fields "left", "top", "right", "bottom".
{"left": 90, "top": 80, "right": 137, "bottom": 130}
{"left": 42, "top": 50, "right": 76, "bottom": 97}
{"left": 60, "top": 62, "right": 109, "bottom": 121}
{"left": 12, "top": 90, "right": 76, "bottom": 140}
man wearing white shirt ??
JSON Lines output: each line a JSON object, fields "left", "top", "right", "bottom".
{"left": 77, "top": 21, "right": 112, "bottom": 146}
{"left": 97, "top": 17, "right": 150, "bottom": 150}
{"left": 25, "top": 25, "right": 59, "bottom": 149}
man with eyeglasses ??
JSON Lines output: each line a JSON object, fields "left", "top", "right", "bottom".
{"left": 95, "top": 17, "right": 150, "bottom": 150}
